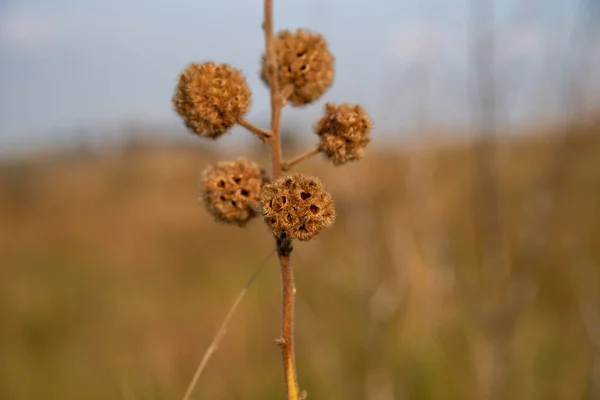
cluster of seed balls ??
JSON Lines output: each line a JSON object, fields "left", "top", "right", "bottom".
{"left": 201, "top": 159, "right": 335, "bottom": 240}
{"left": 172, "top": 29, "right": 372, "bottom": 240}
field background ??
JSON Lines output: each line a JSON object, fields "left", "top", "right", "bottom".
{"left": 2, "top": 0, "right": 600, "bottom": 398}
{"left": 1, "top": 123, "right": 599, "bottom": 400}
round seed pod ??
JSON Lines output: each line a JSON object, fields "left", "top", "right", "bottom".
{"left": 261, "top": 29, "right": 334, "bottom": 106}
{"left": 201, "top": 158, "right": 267, "bottom": 226}
{"left": 173, "top": 62, "right": 251, "bottom": 139}
{"left": 315, "top": 103, "right": 372, "bottom": 165}
{"left": 260, "top": 174, "right": 335, "bottom": 241}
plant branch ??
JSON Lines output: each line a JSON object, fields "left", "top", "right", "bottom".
{"left": 181, "top": 249, "right": 276, "bottom": 400}
{"left": 238, "top": 117, "right": 272, "bottom": 140}
{"left": 283, "top": 148, "right": 320, "bottom": 171}
{"left": 264, "top": 0, "right": 283, "bottom": 180}
{"left": 264, "top": 1, "right": 301, "bottom": 399}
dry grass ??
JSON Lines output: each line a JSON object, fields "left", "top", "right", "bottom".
{"left": 0, "top": 127, "right": 599, "bottom": 399}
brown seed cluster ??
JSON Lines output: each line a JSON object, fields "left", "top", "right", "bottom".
{"left": 201, "top": 158, "right": 267, "bottom": 226}
{"left": 260, "top": 174, "right": 335, "bottom": 241}
{"left": 261, "top": 29, "right": 334, "bottom": 106}
{"left": 173, "top": 62, "right": 251, "bottom": 139}
{"left": 315, "top": 103, "right": 372, "bottom": 165}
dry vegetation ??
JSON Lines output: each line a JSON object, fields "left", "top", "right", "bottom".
{"left": 0, "top": 125, "right": 599, "bottom": 399}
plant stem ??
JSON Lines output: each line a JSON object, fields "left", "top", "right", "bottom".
{"left": 264, "top": 1, "right": 301, "bottom": 399}
{"left": 238, "top": 117, "right": 272, "bottom": 140}
{"left": 283, "top": 148, "right": 320, "bottom": 171}
{"left": 276, "top": 236, "right": 299, "bottom": 400}
{"left": 264, "top": 0, "right": 283, "bottom": 180}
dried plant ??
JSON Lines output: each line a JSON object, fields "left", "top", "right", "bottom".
{"left": 201, "top": 158, "right": 268, "bottom": 226}
{"left": 172, "top": 1, "right": 372, "bottom": 399}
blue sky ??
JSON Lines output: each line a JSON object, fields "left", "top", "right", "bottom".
{"left": 0, "top": 0, "right": 596, "bottom": 154}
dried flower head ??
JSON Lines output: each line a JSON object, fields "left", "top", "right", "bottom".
{"left": 201, "top": 158, "right": 267, "bottom": 226}
{"left": 315, "top": 103, "right": 372, "bottom": 165}
{"left": 260, "top": 174, "right": 335, "bottom": 241}
{"left": 261, "top": 29, "right": 334, "bottom": 106}
{"left": 173, "top": 62, "right": 251, "bottom": 139}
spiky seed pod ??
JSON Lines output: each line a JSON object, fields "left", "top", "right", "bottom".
{"left": 261, "top": 29, "right": 334, "bottom": 106}
{"left": 260, "top": 174, "right": 335, "bottom": 241}
{"left": 201, "top": 158, "right": 267, "bottom": 226}
{"left": 173, "top": 62, "right": 252, "bottom": 139}
{"left": 315, "top": 103, "right": 372, "bottom": 165}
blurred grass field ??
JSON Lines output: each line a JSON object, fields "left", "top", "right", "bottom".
{"left": 0, "top": 125, "right": 599, "bottom": 399}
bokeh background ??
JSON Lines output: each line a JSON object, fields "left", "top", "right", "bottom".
{"left": 1, "top": 0, "right": 600, "bottom": 399}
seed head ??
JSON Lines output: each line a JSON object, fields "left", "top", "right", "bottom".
{"left": 173, "top": 62, "right": 251, "bottom": 139}
{"left": 260, "top": 174, "right": 335, "bottom": 241}
{"left": 261, "top": 29, "right": 334, "bottom": 106}
{"left": 315, "top": 103, "right": 372, "bottom": 165}
{"left": 201, "top": 158, "right": 267, "bottom": 226}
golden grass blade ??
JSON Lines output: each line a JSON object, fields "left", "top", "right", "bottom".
{"left": 182, "top": 248, "right": 277, "bottom": 400}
